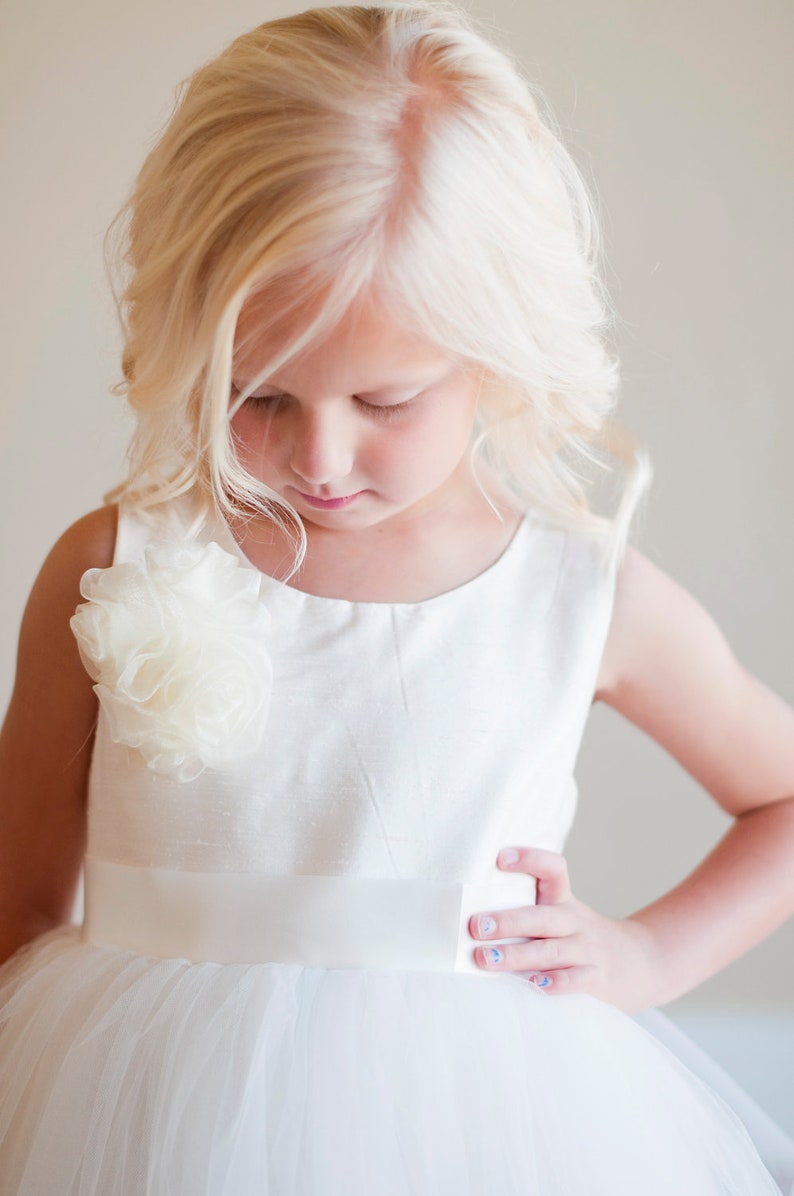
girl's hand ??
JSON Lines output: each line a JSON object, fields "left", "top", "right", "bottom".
{"left": 469, "top": 846, "right": 659, "bottom": 1013}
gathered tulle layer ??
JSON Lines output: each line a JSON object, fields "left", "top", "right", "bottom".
{"left": 0, "top": 927, "right": 785, "bottom": 1195}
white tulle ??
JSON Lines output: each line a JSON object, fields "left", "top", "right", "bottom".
{"left": 0, "top": 928, "right": 784, "bottom": 1196}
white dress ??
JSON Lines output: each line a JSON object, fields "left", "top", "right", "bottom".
{"left": 0, "top": 497, "right": 791, "bottom": 1195}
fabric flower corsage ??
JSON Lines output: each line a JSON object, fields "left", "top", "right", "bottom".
{"left": 70, "top": 540, "right": 272, "bottom": 782}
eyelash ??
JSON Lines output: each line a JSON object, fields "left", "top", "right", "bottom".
{"left": 357, "top": 396, "right": 418, "bottom": 421}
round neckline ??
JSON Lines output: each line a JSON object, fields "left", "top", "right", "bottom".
{"left": 215, "top": 509, "right": 535, "bottom": 611}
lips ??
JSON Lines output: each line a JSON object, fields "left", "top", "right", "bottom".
{"left": 295, "top": 490, "right": 366, "bottom": 511}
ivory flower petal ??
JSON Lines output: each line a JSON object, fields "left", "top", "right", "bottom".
{"left": 70, "top": 540, "right": 272, "bottom": 781}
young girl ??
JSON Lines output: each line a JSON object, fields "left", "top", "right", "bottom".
{"left": 1, "top": 2, "right": 792, "bottom": 1192}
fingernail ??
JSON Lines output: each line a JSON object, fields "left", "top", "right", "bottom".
{"left": 498, "top": 847, "right": 520, "bottom": 865}
{"left": 481, "top": 947, "right": 503, "bottom": 967}
{"left": 530, "top": 975, "right": 553, "bottom": 989}
{"left": 478, "top": 915, "right": 497, "bottom": 937}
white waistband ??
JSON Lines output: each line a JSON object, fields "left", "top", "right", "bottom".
{"left": 82, "top": 857, "right": 535, "bottom": 973}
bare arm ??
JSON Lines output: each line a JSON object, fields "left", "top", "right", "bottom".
{"left": 0, "top": 506, "right": 117, "bottom": 966}
{"left": 595, "top": 547, "right": 794, "bottom": 1005}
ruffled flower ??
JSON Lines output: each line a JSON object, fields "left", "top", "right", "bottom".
{"left": 70, "top": 540, "right": 272, "bottom": 781}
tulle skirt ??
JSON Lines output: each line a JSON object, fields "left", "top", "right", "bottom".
{"left": 0, "top": 926, "right": 789, "bottom": 1195}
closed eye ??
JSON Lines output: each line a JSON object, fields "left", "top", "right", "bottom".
{"left": 357, "top": 396, "right": 417, "bottom": 420}
{"left": 231, "top": 385, "right": 419, "bottom": 420}
{"left": 244, "top": 392, "right": 287, "bottom": 409}
{"left": 229, "top": 385, "right": 286, "bottom": 414}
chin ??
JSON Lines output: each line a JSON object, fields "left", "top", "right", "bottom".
{"left": 300, "top": 508, "right": 385, "bottom": 532}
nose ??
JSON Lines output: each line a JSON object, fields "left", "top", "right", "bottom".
{"left": 288, "top": 404, "right": 355, "bottom": 488}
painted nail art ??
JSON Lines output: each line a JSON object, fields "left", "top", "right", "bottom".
{"left": 478, "top": 915, "right": 497, "bottom": 937}
{"left": 482, "top": 947, "right": 503, "bottom": 966}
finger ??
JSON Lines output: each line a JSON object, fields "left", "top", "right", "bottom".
{"left": 521, "top": 965, "right": 599, "bottom": 996}
{"left": 497, "top": 846, "right": 573, "bottom": 904}
{"left": 468, "top": 903, "right": 575, "bottom": 941}
{"left": 474, "top": 934, "right": 584, "bottom": 974}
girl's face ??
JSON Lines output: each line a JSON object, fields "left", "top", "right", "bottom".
{"left": 230, "top": 293, "right": 483, "bottom": 534}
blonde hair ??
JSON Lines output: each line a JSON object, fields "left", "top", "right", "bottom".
{"left": 106, "top": 0, "right": 648, "bottom": 565}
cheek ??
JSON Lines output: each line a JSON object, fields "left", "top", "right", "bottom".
{"left": 231, "top": 409, "right": 279, "bottom": 473}
{"left": 383, "top": 409, "right": 474, "bottom": 488}
{"left": 419, "top": 397, "right": 479, "bottom": 469}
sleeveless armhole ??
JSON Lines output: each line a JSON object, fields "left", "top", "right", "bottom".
{"left": 111, "top": 503, "right": 154, "bottom": 567}
{"left": 112, "top": 500, "right": 194, "bottom": 566}
{"left": 554, "top": 527, "right": 620, "bottom": 705}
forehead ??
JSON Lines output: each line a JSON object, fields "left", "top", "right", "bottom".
{"left": 233, "top": 289, "right": 455, "bottom": 393}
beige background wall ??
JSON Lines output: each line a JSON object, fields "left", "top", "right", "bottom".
{"left": 1, "top": 0, "right": 791, "bottom": 1025}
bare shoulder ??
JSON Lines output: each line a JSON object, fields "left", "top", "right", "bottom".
{"left": 33, "top": 504, "right": 118, "bottom": 599}
{"left": 60, "top": 503, "right": 118, "bottom": 559}
{"left": 12, "top": 503, "right": 119, "bottom": 715}
{"left": 9, "top": 503, "right": 119, "bottom": 728}
{"left": 596, "top": 546, "right": 732, "bottom": 702}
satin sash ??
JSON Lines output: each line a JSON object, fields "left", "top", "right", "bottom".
{"left": 82, "top": 857, "right": 535, "bottom": 974}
